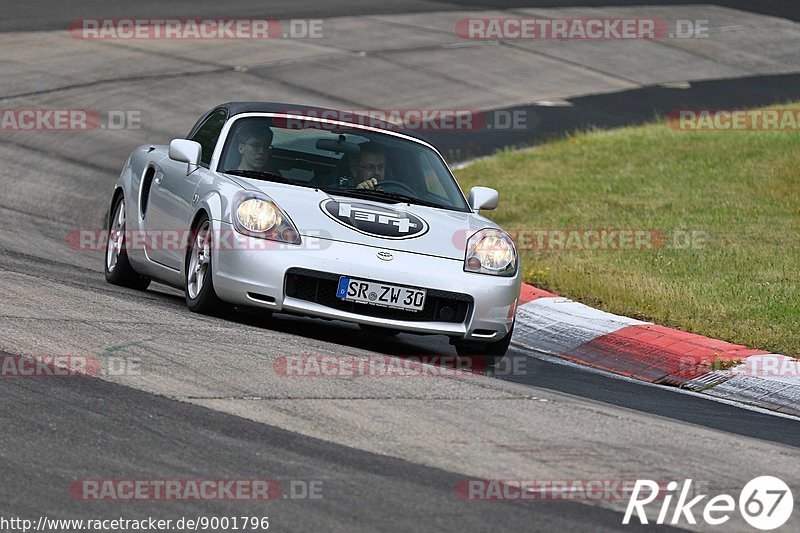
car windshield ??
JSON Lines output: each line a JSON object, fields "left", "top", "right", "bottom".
{"left": 217, "top": 115, "right": 471, "bottom": 212}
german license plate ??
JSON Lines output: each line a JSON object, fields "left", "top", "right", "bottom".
{"left": 336, "top": 277, "right": 426, "bottom": 312}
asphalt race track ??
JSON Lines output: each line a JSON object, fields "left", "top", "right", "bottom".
{"left": 0, "top": 1, "right": 798, "bottom": 531}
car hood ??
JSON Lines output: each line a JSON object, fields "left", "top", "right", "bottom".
{"left": 244, "top": 180, "right": 497, "bottom": 260}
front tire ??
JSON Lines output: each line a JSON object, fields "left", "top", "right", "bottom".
{"left": 104, "top": 194, "right": 150, "bottom": 290}
{"left": 185, "top": 216, "right": 229, "bottom": 315}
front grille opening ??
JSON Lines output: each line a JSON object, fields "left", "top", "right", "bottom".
{"left": 284, "top": 268, "right": 472, "bottom": 324}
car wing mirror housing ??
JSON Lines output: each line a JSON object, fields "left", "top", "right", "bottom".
{"left": 169, "top": 139, "right": 202, "bottom": 174}
{"left": 468, "top": 186, "right": 499, "bottom": 211}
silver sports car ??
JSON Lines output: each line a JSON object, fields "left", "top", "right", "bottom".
{"left": 105, "top": 103, "right": 521, "bottom": 362}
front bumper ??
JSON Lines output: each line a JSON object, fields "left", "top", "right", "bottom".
{"left": 212, "top": 221, "right": 521, "bottom": 341}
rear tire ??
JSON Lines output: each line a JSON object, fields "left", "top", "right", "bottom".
{"left": 185, "top": 216, "right": 229, "bottom": 316}
{"left": 104, "top": 194, "right": 150, "bottom": 290}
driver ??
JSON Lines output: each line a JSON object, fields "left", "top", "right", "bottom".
{"left": 235, "top": 123, "right": 280, "bottom": 173}
{"left": 351, "top": 142, "right": 386, "bottom": 189}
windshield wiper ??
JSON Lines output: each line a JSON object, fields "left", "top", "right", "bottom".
{"left": 223, "top": 169, "right": 292, "bottom": 184}
{"left": 322, "top": 187, "right": 445, "bottom": 209}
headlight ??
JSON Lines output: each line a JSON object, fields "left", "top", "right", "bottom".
{"left": 233, "top": 192, "right": 301, "bottom": 244}
{"left": 237, "top": 199, "right": 278, "bottom": 233}
{"left": 464, "top": 228, "right": 517, "bottom": 276}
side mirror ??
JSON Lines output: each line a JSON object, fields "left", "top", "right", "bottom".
{"left": 468, "top": 186, "right": 499, "bottom": 211}
{"left": 169, "top": 139, "right": 202, "bottom": 173}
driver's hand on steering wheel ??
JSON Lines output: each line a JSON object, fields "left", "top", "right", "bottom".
{"left": 356, "top": 178, "right": 378, "bottom": 190}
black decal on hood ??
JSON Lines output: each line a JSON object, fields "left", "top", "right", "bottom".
{"left": 320, "top": 199, "right": 429, "bottom": 239}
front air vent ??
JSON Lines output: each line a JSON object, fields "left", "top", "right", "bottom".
{"left": 247, "top": 292, "right": 276, "bottom": 305}
{"left": 140, "top": 167, "right": 155, "bottom": 219}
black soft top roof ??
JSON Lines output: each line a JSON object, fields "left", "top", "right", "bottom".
{"left": 190, "top": 102, "right": 432, "bottom": 144}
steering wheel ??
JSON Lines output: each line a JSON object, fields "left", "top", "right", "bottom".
{"left": 376, "top": 180, "right": 417, "bottom": 196}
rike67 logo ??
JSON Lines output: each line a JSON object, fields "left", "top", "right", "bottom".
{"left": 624, "top": 476, "right": 793, "bottom": 530}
